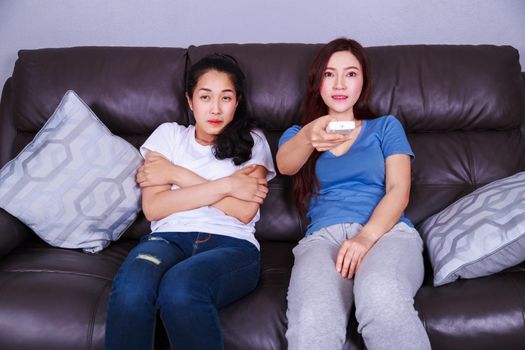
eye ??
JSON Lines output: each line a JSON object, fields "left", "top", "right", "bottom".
{"left": 323, "top": 71, "right": 334, "bottom": 78}
{"left": 222, "top": 96, "right": 233, "bottom": 102}
{"left": 347, "top": 71, "right": 357, "bottom": 77}
{"left": 200, "top": 95, "right": 210, "bottom": 101}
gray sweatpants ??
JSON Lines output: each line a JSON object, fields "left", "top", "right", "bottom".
{"left": 286, "top": 222, "right": 431, "bottom": 350}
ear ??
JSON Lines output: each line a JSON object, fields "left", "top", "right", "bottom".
{"left": 185, "top": 92, "right": 193, "bottom": 111}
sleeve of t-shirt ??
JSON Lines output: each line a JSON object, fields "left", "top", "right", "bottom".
{"left": 278, "top": 125, "right": 302, "bottom": 148}
{"left": 381, "top": 116, "right": 415, "bottom": 160}
{"left": 140, "top": 123, "right": 181, "bottom": 162}
{"left": 243, "top": 129, "right": 277, "bottom": 181}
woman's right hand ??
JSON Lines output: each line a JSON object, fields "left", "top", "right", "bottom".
{"left": 303, "top": 115, "right": 353, "bottom": 152}
{"left": 226, "top": 165, "right": 268, "bottom": 203}
{"left": 136, "top": 151, "right": 177, "bottom": 187}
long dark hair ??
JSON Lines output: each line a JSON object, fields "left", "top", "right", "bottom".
{"left": 293, "top": 38, "right": 375, "bottom": 214}
{"left": 186, "top": 53, "right": 254, "bottom": 165}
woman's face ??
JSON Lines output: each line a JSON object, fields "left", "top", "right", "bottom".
{"left": 187, "top": 69, "right": 238, "bottom": 145}
{"left": 320, "top": 50, "right": 364, "bottom": 120}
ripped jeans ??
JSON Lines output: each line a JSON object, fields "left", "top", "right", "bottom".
{"left": 105, "top": 232, "right": 260, "bottom": 350}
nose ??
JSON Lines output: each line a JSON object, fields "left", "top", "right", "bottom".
{"left": 211, "top": 98, "right": 221, "bottom": 115}
{"left": 334, "top": 74, "right": 346, "bottom": 90}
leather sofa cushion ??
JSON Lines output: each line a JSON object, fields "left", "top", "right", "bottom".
{"left": 12, "top": 47, "right": 189, "bottom": 135}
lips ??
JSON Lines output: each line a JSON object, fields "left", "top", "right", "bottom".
{"left": 207, "top": 119, "right": 222, "bottom": 125}
{"left": 332, "top": 95, "right": 348, "bottom": 101}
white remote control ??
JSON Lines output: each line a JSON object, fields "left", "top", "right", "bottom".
{"left": 326, "top": 120, "right": 356, "bottom": 134}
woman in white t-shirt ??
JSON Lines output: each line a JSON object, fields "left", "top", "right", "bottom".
{"left": 105, "top": 53, "right": 276, "bottom": 350}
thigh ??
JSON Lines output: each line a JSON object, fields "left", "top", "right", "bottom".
{"left": 113, "top": 234, "right": 189, "bottom": 289}
{"left": 160, "top": 237, "right": 260, "bottom": 308}
{"left": 288, "top": 225, "right": 355, "bottom": 310}
{"left": 355, "top": 223, "right": 425, "bottom": 296}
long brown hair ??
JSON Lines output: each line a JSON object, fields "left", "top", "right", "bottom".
{"left": 292, "top": 38, "right": 375, "bottom": 214}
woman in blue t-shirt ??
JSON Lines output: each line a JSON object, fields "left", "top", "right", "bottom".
{"left": 276, "top": 38, "right": 431, "bottom": 350}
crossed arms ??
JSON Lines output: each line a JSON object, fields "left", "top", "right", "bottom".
{"left": 137, "top": 151, "right": 269, "bottom": 224}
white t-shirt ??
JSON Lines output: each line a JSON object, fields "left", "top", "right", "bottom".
{"left": 140, "top": 122, "right": 276, "bottom": 249}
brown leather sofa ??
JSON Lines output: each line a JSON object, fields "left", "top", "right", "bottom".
{"left": 1, "top": 43, "right": 524, "bottom": 350}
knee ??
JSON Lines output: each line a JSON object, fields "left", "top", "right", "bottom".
{"left": 109, "top": 255, "right": 164, "bottom": 308}
{"left": 157, "top": 270, "right": 209, "bottom": 314}
{"left": 109, "top": 280, "right": 154, "bottom": 313}
{"left": 354, "top": 272, "right": 413, "bottom": 324}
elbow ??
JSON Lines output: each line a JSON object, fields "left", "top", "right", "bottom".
{"left": 239, "top": 214, "right": 256, "bottom": 225}
{"left": 237, "top": 210, "right": 256, "bottom": 224}
{"left": 276, "top": 153, "right": 297, "bottom": 176}
{"left": 278, "top": 168, "right": 296, "bottom": 176}
{"left": 391, "top": 187, "right": 410, "bottom": 211}
{"left": 142, "top": 202, "right": 161, "bottom": 222}
{"left": 276, "top": 162, "right": 297, "bottom": 176}
{"left": 239, "top": 217, "right": 252, "bottom": 225}
{"left": 237, "top": 206, "right": 258, "bottom": 224}
{"left": 143, "top": 209, "right": 157, "bottom": 222}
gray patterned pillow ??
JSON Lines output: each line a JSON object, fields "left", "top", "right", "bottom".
{"left": 0, "top": 91, "right": 142, "bottom": 253}
{"left": 420, "top": 171, "right": 525, "bottom": 286}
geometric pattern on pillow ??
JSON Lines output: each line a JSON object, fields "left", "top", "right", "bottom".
{"left": 0, "top": 91, "right": 142, "bottom": 253}
{"left": 419, "top": 171, "right": 525, "bottom": 286}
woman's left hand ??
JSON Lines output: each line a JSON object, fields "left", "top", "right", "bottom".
{"left": 136, "top": 151, "right": 176, "bottom": 187}
{"left": 336, "top": 234, "right": 375, "bottom": 279}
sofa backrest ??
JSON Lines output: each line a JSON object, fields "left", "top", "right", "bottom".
{"left": 1, "top": 44, "right": 524, "bottom": 243}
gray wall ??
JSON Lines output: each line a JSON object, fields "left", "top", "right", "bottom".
{"left": 1, "top": 0, "right": 524, "bottom": 89}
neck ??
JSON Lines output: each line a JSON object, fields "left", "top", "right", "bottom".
{"left": 194, "top": 129, "right": 215, "bottom": 146}
{"left": 329, "top": 109, "right": 356, "bottom": 121}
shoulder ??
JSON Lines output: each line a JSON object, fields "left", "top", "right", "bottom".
{"left": 283, "top": 124, "right": 302, "bottom": 134}
{"left": 367, "top": 115, "right": 406, "bottom": 134}
{"left": 150, "top": 122, "right": 193, "bottom": 142}
{"left": 278, "top": 124, "right": 302, "bottom": 147}
{"left": 367, "top": 115, "right": 401, "bottom": 127}
{"left": 153, "top": 121, "right": 189, "bottom": 135}
{"left": 250, "top": 128, "right": 267, "bottom": 141}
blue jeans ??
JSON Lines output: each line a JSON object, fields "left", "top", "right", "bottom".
{"left": 105, "top": 232, "right": 260, "bottom": 350}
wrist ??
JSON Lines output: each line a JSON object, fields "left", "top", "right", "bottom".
{"left": 170, "top": 164, "right": 182, "bottom": 185}
{"left": 298, "top": 125, "right": 314, "bottom": 147}
{"left": 358, "top": 226, "right": 383, "bottom": 244}
{"left": 216, "top": 177, "right": 233, "bottom": 197}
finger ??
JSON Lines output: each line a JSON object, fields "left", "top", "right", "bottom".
{"left": 251, "top": 195, "right": 264, "bottom": 204}
{"left": 324, "top": 133, "right": 348, "bottom": 141}
{"left": 315, "top": 145, "right": 336, "bottom": 152}
{"left": 243, "top": 164, "right": 257, "bottom": 175}
{"left": 257, "top": 178, "right": 268, "bottom": 186}
{"left": 341, "top": 249, "right": 356, "bottom": 278}
{"left": 236, "top": 166, "right": 255, "bottom": 176}
{"left": 256, "top": 190, "right": 268, "bottom": 200}
{"left": 258, "top": 185, "right": 269, "bottom": 194}
{"left": 145, "top": 151, "right": 165, "bottom": 162}
{"left": 336, "top": 245, "right": 347, "bottom": 273}
{"left": 313, "top": 140, "right": 346, "bottom": 149}
{"left": 148, "top": 151, "right": 164, "bottom": 157}
{"left": 348, "top": 252, "right": 359, "bottom": 279}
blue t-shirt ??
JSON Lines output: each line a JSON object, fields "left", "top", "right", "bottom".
{"left": 278, "top": 115, "right": 414, "bottom": 235}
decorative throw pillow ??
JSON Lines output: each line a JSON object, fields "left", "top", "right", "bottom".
{"left": 0, "top": 90, "right": 142, "bottom": 253}
{"left": 420, "top": 171, "right": 525, "bottom": 286}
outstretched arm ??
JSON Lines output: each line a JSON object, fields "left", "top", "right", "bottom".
{"left": 335, "top": 154, "right": 412, "bottom": 279}
{"left": 276, "top": 115, "right": 351, "bottom": 175}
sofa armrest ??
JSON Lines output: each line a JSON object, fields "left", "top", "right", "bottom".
{"left": 0, "top": 208, "right": 29, "bottom": 257}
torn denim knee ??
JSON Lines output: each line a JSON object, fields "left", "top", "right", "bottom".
{"left": 136, "top": 254, "right": 161, "bottom": 265}
{"left": 148, "top": 235, "right": 169, "bottom": 244}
